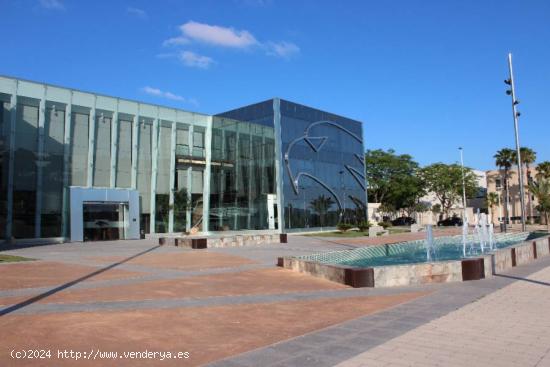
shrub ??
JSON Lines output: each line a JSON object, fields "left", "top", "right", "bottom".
{"left": 357, "top": 220, "right": 371, "bottom": 232}
{"left": 337, "top": 223, "right": 353, "bottom": 232}
{"left": 379, "top": 221, "right": 392, "bottom": 229}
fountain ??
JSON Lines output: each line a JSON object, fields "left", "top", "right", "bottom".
{"left": 426, "top": 224, "right": 435, "bottom": 261}
{"left": 461, "top": 218, "right": 468, "bottom": 257}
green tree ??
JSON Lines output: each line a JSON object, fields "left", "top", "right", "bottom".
{"left": 420, "top": 163, "right": 478, "bottom": 216}
{"left": 310, "top": 195, "right": 335, "bottom": 227}
{"left": 172, "top": 188, "right": 190, "bottom": 232}
{"left": 529, "top": 179, "right": 550, "bottom": 232}
{"left": 486, "top": 192, "right": 499, "bottom": 223}
{"left": 514, "top": 147, "right": 537, "bottom": 223}
{"left": 494, "top": 148, "right": 515, "bottom": 225}
{"left": 364, "top": 149, "right": 424, "bottom": 216}
{"left": 536, "top": 161, "right": 550, "bottom": 180}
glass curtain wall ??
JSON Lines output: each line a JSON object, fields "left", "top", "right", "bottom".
{"left": 209, "top": 116, "right": 275, "bottom": 231}
{"left": 155, "top": 121, "right": 172, "bottom": 233}
{"left": 279, "top": 100, "right": 366, "bottom": 230}
{"left": 41, "top": 103, "right": 65, "bottom": 237}
{"left": 0, "top": 100, "right": 9, "bottom": 239}
{"left": 12, "top": 99, "right": 39, "bottom": 238}
{"left": 137, "top": 118, "right": 153, "bottom": 234}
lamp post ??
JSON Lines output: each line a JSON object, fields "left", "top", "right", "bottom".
{"left": 459, "top": 147, "right": 467, "bottom": 222}
{"left": 504, "top": 53, "right": 527, "bottom": 232}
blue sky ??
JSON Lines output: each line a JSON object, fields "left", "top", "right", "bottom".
{"left": 2, "top": 0, "right": 550, "bottom": 170}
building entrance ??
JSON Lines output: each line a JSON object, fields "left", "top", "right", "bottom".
{"left": 83, "top": 202, "right": 127, "bottom": 241}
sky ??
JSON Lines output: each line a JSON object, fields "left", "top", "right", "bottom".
{"left": 2, "top": 0, "right": 550, "bottom": 171}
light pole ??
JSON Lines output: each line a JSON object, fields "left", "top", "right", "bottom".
{"left": 459, "top": 147, "right": 467, "bottom": 223}
{"left": 504, "top": 53, "right": 527, "bottom": 232}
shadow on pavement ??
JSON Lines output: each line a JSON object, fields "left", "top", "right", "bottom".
{"left": 494, "top": 273, "right": 550, "bottom": 287}
{"left": 0, "top": 245, "right": 161, "bottom": 316}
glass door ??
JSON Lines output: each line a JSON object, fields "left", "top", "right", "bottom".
{"left": 83, "top": 202, "right": 127, "bottom": 241}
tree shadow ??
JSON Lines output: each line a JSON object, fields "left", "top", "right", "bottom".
{"left": 0, "top": 244, "right": 161, "bottom": 316}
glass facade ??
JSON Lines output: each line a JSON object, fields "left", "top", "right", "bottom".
{"left": 209, "top": 114, "right": 276, "bottom": 231}
{"left": 279, "top": 100, "right": 366, "bottom": 230}
{"left": 0, "top": 77, "right": 365, "bottom": 241}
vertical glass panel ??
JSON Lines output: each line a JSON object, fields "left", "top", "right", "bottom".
{"left": 41, "top": 104, "right": 65, "bottom": 237}
{"left": 192, "top": 127, "right": 205, "bottom": 157}
{"left": 190, "top": 167, "right": 203, "bottom": 230}
{"left": 69, "top": 111, "right": 89, "bottom": 186}
{"left": 175, "top": 123, "right": 189, "bottom": 156}
{"left": 0, "top": 101, "right": 9, "bottom": 239}
{"left": 92, "top": 113, "right": 111, "bottom": 187}
{"left": 174, "top": 166, "right": 188, "bottom": 232}
{"left": 155, "top": 122, "right": 171, "bottom": 233}
{"left": 115, "top": 118, "right": 132, "bottom": 188}
{"left": 137, "top": 119, "right": 152, "bottom": 233}
{"left": 13, "top": 102, "right": 38, "bottom": 238}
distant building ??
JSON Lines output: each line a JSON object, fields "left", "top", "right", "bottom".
{"left": 486, "top": 166, "right": 539, "bottom": 225}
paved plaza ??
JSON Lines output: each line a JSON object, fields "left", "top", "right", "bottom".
{"left": 0, "top": 233, "right": 549, "bottom": 366}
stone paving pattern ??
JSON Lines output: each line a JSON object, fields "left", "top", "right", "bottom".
{"left": 0, "top": 234, "right": 549, "bottom": 366}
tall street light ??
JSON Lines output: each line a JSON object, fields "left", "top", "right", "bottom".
{"left": 459, "top": 147, "right": 467, "bottom": 223}
{"left": 504, "top": 53, "right": 527, "bottom": 232}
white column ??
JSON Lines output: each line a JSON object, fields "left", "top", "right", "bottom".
{"left": 86, "top": 96, "right": 97, "bottom": 187}
{"left": 247, "top": 130, "right": 254, "bottom": 229}
{"left": 61, "top": 93, "right": 73, "bottom": 239}
{"left": 130, "top": 108, "right": 139, "bottom": 189}
{"left": 149, "top": 111, "right": 159, "bottom": 234}
{"left": 109, "top": 99, "right": 119, "bottom": 188}
{"left": 202, "top": 116, "right": 212, "bottom": 233}
{"left": 5, "top": 80, "right": 18, "bottom": 239}
{"left": 34, "top": 86, "right": 47, "bottom": 238}
{"left": 233, "top": 125, "right": 240, "bottom": 229}
{"left": 273, "top": 98, "right": 285, "bottom": 233}
{"left": 186, "top": 124, "right": 193, "bottom": 231}
{"left": 168, "top": 119, "right": 176, "bottom": 232}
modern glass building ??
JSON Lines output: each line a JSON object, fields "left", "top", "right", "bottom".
{"left": 0, "top": 76, "right": 366, "bottom": 243}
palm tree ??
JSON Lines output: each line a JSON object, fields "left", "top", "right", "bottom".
{"left": 536, "top": 161, "right": 550, "bottom": 180}
{"left": 513, "top": 147, "right": 536, "bottom": 224}
{"left": 529, "top": 179, "right": 550, "bottom": 232}
{"left": 309, "top": 195, "right": 335, "bottom": 227}
{"left": 494, "top": 148, "right": 515, "bottom": 228}
{"left": 486, "top": 192, "right": 499, "bottom": 224}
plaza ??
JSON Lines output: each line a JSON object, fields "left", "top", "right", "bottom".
{"left": 0, "top": 233, "right": 549, "bottom": 366}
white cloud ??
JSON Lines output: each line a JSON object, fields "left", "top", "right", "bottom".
{"left": 162, "top": 37, "right": 190, "bottom": 47}
{"left": 178, "top": 21, "right": 258, "bottom": 48}
{"left": 266, "top": 41, "right": 300, "bottom": 59}
{"left": 179, "top": 51, "right": 214, "bottom": 69}
{"left": 39, "top": 0, "right": 64, "bottom": 10}
{"left": 160, "top": 21, "right": 300, "bottom": 67}
{"left": 127, "top": 7, "right": 147, "bottom": 19}
{"left": 141, "top": 86, "right": 198, "bottom": 106}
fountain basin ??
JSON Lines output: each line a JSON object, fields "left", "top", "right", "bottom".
{"left": 278, "top": 232, "right": 550, "bottom": 288}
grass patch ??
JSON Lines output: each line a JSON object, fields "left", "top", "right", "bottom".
{"left": 0, "top": 254, "right": 34, "bottom": 263}
{"left": 303, "top": 230, "right": 369, "bottom": 237}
